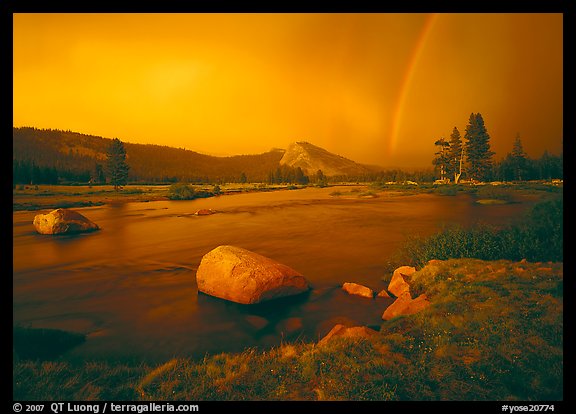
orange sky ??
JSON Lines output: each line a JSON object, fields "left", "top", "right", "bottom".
{"left": 13, "top": 13, "right": 563, "bottom": 168}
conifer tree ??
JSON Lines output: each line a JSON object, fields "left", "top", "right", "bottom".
{"left": 106, "top": 138, "right": 130, "bottom": 190}
{"left": 464, "top": 113, "right": 494, "bottom": 181}
{"left": 510, "top": 133, "right": 528, "bottom": 181}
{"left": 447, "top": 127, "right": 464, "bottom": 183}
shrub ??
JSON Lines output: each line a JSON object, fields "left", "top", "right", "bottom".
{"left": 168, "top": 183, "right": 196, "bottom": 200}
{"left": 393, "top": 197, "right": 563, "bottom": 267}
{"left": 433, "top": 185, "right": 458, "bottom": 196}
{"left": 475, "top": 185, "right": 514, "bottom": 202}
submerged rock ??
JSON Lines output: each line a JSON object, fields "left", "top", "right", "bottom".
{"left": 195, "top": 209, "right": 217, "bottom": 216}
{"left": 342, "top": 282, "right": 374, "bottom": 298}
{"left": 196, "top": 245, "right": 310, "bottom": 305}
{"left": 33, "top": 208, "right": 99, "bottom": 235}
{"left": 276, "top": 317, "right": 304, "bottom": 335}
{"left": 244, "top": 315, "right": 269, "bottom": 331}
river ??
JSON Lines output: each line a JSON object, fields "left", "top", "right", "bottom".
{"left": 12, "top": 186, "right": 532, "bottom": 362}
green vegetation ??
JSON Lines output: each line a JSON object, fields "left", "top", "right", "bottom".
{"left": 464, "top": 113, "right": 495, "bottom": 182}
{"left": 167, "top": 183, "right": 221, "bottom": 200}
{"left": 167, "top": 183, "right": 197, "bottom": 200}
{"left": 13, "top": 259, "right": 562, "bottom": 401}
{"left": 393, "top": 197, "right": 563, "bottom": 268}
{"left": 106, "top": 138, "right": 130, "bottom": 190}
{"left": 13, "top": 127, "right": 285, "bottom": 184}
{"left": 330, "top": 189, "right": 377, "bottom": 198}
{"left": 12, "top": 185, "right": 163, "bottom": 211}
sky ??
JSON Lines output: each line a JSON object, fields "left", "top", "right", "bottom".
{"left": 13, "top": 13, "right": 563, "bottom": 168}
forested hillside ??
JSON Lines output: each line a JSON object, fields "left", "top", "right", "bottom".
{"left": 13, "top": 127, "right": 285, "bottom": 184}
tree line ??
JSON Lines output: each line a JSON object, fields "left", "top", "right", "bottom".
{"left": 433, "top": 113, "right": 562, "bottom": 183}
{"left": 12, "top": 127, "right": 284, "bottom": 185}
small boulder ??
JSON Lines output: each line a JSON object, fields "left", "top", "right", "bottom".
{"left": 315, "top": 316, "right": 358, "bottom": 339}
{"left": 196, "top": 245, "right": 310, "bottom": 304}
{"left": 382, "top": 292, "right": 430, "bottom": 321}
{"left": 318, "top": 324, "right": 378, "bottom": 347}
{"left": 387, "top": 266, "right": 416, "bottom": 297}
{"left": 33, "top": 208, "right": 99, "bottom": 235}
{"left": 342, "top": 282, "right": 374, "bottom": 298}
{"left": 195, "top": 209, "right": 216, "bottom": 216}
{"left": 376, "top": 289, "right": 391, "bottom": 298}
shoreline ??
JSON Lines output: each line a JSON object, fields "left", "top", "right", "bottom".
{"left": 13, "top": 257, "right": 563, "bottom": 401}
{"left": 12, "top": 181, "right": 562, "bottom": 212}
{"left": 12, "top": 183, "right": 315, "bottom": 212}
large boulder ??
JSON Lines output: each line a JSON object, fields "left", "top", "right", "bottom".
{"left": 387, "top": 266, "right": 416, "bottom": 297}
{"left": 196, "top": 245, "right": 310, "bottom": 304}
{"left": 342, "top": 282, "right": 374, "bottom": 298}
{"left": 318, "top": 324, "right": 378, "bottom": 347}
{"left": 382, "top": 292, "right": 430, "bottom": 320}
{"left": 33, "top": 208, "right": 99, "bottom": 235}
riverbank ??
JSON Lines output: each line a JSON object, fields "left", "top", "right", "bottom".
{"left": 12, "top": 180, "right": 562, "bottom": 211}
{"left": 13, "top": 258, "right": 563, "bottom": 401}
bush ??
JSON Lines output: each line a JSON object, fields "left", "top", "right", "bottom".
{"left": 393, "top": 197, "right": 563, "bottom": 267}
{"left": 433, "top": 185, "right": 458, "bottom": 196}
{"left": 475, "top": 185, "right": 514, "bottom": 202}
{"left": 168, "top": 183, "right": 196, "bottom": 200}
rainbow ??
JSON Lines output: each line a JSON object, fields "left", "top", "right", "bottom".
{"left": 388, "top": 13, "right": 439, "bottom": 155}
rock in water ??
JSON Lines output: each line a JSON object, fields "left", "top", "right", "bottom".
{"left": 196, "top": 245, "right": 310, "bottom": 304}
{"left": 33, "top": 208, "right": 99, "bottom": 235}
{"left": 342, "top": 282, "right": 374, "bottom": 298}
{"left": 376, "top": 289, "right": 391, "bottom": 298}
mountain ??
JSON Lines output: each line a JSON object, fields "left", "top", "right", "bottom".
{"left": 13, "top": 128, "right": 386, "bottom": 184}
{"left": 13, "top": 127, "right": 284, "bottom": 183}
{"left": 279, "top": 141, "right": 371, "bottom": 177}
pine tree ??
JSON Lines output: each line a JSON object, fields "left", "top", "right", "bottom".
{"left": 510, "top": 133, "right": 527, "bottom": 181}
{"left": 433, "top": 137, "right": 450, "bottom": 181}
{"left": 464, "top": 113, "right": 494, "bottom": 181}
{"left": 447, "top": 127, "right": 464, "bottom": 183}
{"left": 240, "top": 172, "right": 247, "bottom": 183}
{"left": 106, "top": 138, "right": 130, "bottom": 190}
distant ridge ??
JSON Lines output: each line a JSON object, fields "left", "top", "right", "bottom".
{"left": 280, "top": 141, "right": 371, "bottom": 177}
{"left": 12, "top": 127, "right": 284, "bottom": 183}
{"left": 13, "top": 127, "right": 384, "bottom": 182}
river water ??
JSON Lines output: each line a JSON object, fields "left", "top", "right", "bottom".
{"left": 13, "top": 186, "right": 532, "bottom": 361}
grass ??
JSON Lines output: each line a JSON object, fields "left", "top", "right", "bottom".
{"left": 13, "top": 259, "right": 562, "bottom": 401}
{"left": 13, "top": 183, "right": 310, "bottom": 211}
{"left": 391, "top": 197, "right": 563, "bottom": 268}
{"left": 14, "top": 181, "right": 561, "bottom": 211}
{"left": 329, "top": 188, "right": 378, "bottom": 198}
